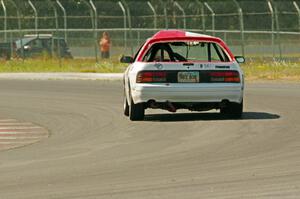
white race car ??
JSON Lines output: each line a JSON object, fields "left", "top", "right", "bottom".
{"left": 122, "top": 30, "right": 245, "bottom": 121}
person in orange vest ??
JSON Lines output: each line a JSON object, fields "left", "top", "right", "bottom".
{"left": 99, "top": 32, "right": 111, "bottom": 59}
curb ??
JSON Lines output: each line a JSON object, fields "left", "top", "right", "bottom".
{"left": 0, "top": 73, "right": 123, "bottom": 80}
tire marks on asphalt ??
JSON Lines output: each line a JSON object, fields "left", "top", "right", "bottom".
{"left": 0, "top": 119, "right": 49, "bottom": 151}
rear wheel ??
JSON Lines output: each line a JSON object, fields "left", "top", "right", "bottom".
{"left": 129, "top": 98, "right": 145, "bottom": 121}
{"left": 220, "top": 100, "right": 243, "bottom": 119}
{"left": 123, "top": 94, "right": 129, "bottom": 117}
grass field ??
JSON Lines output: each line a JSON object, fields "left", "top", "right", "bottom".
{"left": 0, "top": 57, "right": 127, "bottom": 73}
{"left": 1, "top": 58, "right": 300, "bottom": 81}
{"left": 243, "top": 61, "right": 300, "bottom": 81}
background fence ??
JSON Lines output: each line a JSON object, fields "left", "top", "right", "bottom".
{"left": 1, "top": 0, "right": 300, "bottom": 61}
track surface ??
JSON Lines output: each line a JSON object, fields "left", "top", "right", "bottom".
{"left": 0, "top": 80, "right": 299, "bottom": 199}
{"left": 0, "top": 119, "right": 48, "bottom": 151}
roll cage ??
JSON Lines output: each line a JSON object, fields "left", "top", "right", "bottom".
{"left": 141, "top": 41, "right": 230, "bottom": 62}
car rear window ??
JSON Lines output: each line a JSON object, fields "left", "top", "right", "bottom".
{"left": 143, "top": 41, "right": 230, "bottom": 62}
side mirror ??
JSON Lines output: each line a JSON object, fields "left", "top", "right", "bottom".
{"left": 120, "top": 55, "right": 134, "bottom": 63}
{"left": 235, "top": 56, "right": 245, "bottom": 64}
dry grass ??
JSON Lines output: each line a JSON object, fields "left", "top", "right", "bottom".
{"left": 1, "top": 57, "right": 300, "bottom": 81}
{"left": 0, "top": 57, "right": 127, "bottom": 73}
{"left": 242, "top": 60, "right": 300, "bottom": 81}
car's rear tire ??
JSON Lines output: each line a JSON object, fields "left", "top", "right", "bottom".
{"left": 123, "top": 94, "right": 129, "bottom": 117}
{"left": 220, "top": 100, "right": 243, "bottom": 119}
{"left": 129, "top": 98, "right": 145, "bottom": 121}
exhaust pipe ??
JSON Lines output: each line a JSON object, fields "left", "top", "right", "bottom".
{"left": 167, "top": 101, "right": 177, "bottom": 112}
{"left": 148, "top": 100, "right": 158, "bottom": 109}
{"left": 147, "top": 100, "right": 177, "bottom": 112}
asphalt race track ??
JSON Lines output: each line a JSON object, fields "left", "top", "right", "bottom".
{"left": 0, "top": 80, "right": 299, "bottom": 199}
{"left": 0, "top": 119, "right": 48, "bottom": 151}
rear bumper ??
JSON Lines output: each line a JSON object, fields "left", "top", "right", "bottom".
{"left": 131, "top": 83, "right": 243, "bottom": 104}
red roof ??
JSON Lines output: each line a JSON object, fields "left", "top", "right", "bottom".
{"left": 152, "top": 30, "right": 186, "bottom": 39}
{"left": 151, "top": 30, "right": 217, "bottom": 40}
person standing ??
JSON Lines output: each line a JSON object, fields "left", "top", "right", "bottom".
{"left": 99, "top": 32, "right": 111, "bottom": 59}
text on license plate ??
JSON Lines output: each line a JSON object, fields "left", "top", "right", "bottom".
{"left": 177, "top": 71, "right": 199, "bottom": 83}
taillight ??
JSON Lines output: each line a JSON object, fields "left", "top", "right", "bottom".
{"left": 137, "top": 71, "right": 167, "bottom": 83}
{"left": 209, "top": 71, "right": 240, "bottom": 83}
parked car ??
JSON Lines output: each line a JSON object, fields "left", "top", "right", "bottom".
{"left": 122, "top": 30, "right": 245, "bottom": 121}
{"left": 0, "top": 34, "right": 72, "bottom": 60}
